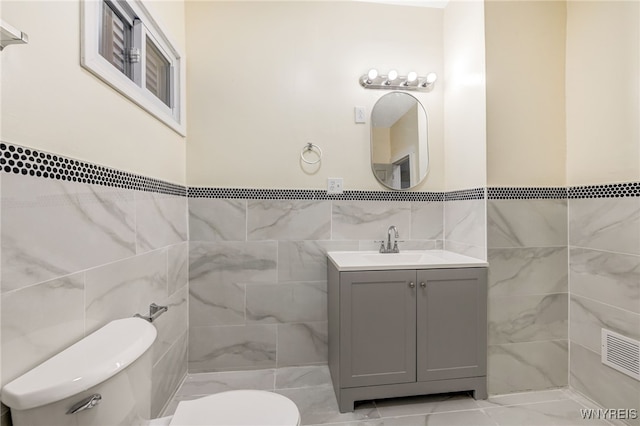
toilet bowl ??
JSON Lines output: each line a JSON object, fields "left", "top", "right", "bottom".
{"left": 150, "top": 390, "right": 300, "bottom": 426}
{"left": 1, "top": 318, "right": 300, "bottom": 426}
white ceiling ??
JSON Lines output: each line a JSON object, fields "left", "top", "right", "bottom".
{"left": 353, "top": 0, "right": 449, "bottom": 9}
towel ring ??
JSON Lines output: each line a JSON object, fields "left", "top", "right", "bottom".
{"left": 301, "top": 143, "right": 322, "bottom": 165}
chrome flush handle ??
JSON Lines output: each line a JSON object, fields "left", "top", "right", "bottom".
{"left": 66, "top": 394, "right": 102, "bottom": 415}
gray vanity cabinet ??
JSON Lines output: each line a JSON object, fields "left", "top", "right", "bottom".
{"left": 328, "top": 263, "right": 488, "bottom": 413}
{"left": 416, "top": 268, "right": 487, "bottom": 382}
{"left": 339, "top": 269, "right": 417, "bottom": 388}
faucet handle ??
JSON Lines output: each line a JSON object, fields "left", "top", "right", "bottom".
{"left": 392, "top": 240, "right": 404, "bottom": 253}
{"left": 375, "top": 240, "right": 386, "bottom": 253}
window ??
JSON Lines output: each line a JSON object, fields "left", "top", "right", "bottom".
{"left": 99, "top": 1, "right": 131, "bottom": 77}
{"left": 145, "top": 37, "right": 171, "bottom": 107}
{"left": 81, "top": 0, "right": 185, "bottom": 135}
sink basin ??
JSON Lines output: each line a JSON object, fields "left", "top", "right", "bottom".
{"left": 362, "top": 252, "right": 439, "bottom": 264}
{"left": 327, "top": 250, "right": 488, "bottom": 271}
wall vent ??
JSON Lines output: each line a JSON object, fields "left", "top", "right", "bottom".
{"left": 601, "top": 329, "right": 640, "bottom": 381}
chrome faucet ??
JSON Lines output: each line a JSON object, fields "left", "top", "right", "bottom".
{"left": 379, "top": 225, "right": 400, "bottom": 253}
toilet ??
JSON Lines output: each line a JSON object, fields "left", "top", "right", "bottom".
{"left": 1, "top": 318, "right": 300, "bottom": 426}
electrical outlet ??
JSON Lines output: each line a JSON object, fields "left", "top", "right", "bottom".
{"left": 327, "top": 178, "right": 344, "bottom": 194}
{"left": 354, "top": 106, "right": 366, "bottom": 124}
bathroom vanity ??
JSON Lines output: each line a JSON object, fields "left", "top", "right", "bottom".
{"left": 327, "top": 250, "right": 488, "bottom": 412}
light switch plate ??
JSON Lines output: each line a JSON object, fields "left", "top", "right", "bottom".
{"left": 354, "top": 106, "right": 366, "bottom": 124}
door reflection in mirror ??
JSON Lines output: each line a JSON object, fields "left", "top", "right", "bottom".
{"left": 371, "top": 92, "right": 428, "bottom": 190}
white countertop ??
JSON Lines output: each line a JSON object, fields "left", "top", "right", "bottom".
{"left": 327, "top": 250, "right": 488, "bottom": 272}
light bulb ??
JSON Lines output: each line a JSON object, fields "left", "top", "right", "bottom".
{"left": 426, "top": 72, "right": 437, "bottom": 84}
{"left": 367, "top": 68, "right": 378, "bottom": 82}
{"left": 407, "top": 71, "right": 418, "bottom": 83}
{"left": 388, "top": 69, "right": 398, "bottom": 81}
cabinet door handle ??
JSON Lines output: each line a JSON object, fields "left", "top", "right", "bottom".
{"left": 420, "top": 282, "right": 426, "bottom": 288}
{"left": 409, "top": 282, "right": 415, "bottom": 288}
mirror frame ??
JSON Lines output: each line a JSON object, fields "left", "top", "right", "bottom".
{"left": 370, "top": 91, "right": 429, "bottom": 191}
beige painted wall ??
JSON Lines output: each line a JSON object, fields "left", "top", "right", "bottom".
{"left": 372, "top": 128, "right": 391, "bottom": 163}
{"left": 485, "top": 0, "right": 567, "bottom": 187}
{"left": 390, "top": 105, "right": 421, "bottom": 184}
{"left": 443, "top": 0, "right": 487, "bottom": 190}
{"left": 566, "top": 0, "right": 640, "bottom": 185}
{"left": 1, "top": 0, "right": 187, "bottom": 184}
{"left": 390, "top": 105, "right": 418, "bottom": 160}
{"left": 185, "top": 1, "right": 445, "bottom": 191}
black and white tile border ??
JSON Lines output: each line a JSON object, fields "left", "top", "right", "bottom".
{"left": 568, "top": 182, "right": 639, "bottom": 199}
{"left": 444, "top": 188, "right": 485, "bottom": 201}
{"left": 487, "top": 187, "right": 567, "bottom": 200}
{"left": 2, "top": 142, "right": 638, "bottom": 200}
{"left": 188, "top": 187, "right": 443, "bottom": 201}
{"left": 0, "top": 142, "right": 186, "bottom": 196}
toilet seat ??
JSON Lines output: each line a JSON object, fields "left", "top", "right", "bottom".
{"left": 168, "top": 390, "right": 300, "bottom": 426}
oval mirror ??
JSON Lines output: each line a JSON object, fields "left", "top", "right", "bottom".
{"left": 370, "top": 92, "right": 429, "bottom": 190}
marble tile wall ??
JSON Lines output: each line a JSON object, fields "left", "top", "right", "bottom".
{"left": 486, "top": 196, "right": 569, "bottom": 394}
{"left": 568, "top": 194, "right": 640, "bottom": 424}
{"left": 187, "top": 198, "right": 445, "bottom": 372}
{"left": 444, "top": 197, "right": 487, "bottom": 260}
{"left": 0, "top": 163, "right": 189, "bottom": 419}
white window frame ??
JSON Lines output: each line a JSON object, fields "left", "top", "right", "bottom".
{"left": 81, "top": 0, "right": 186, "bottom": 136}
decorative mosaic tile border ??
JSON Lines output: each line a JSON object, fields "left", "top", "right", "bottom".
{"left": 4, "top": 142, "right": 637, "bottom": 201}
{"left": 443, "top": 188, "right": 485, "bottom": 201}
{"left": 0, "top": 142, "right": 186, "bottom": 196}
{"left": 488, "top": 187, "right": 567, "bottom": 200}
{"left": 568, "top": 182, "right": 640, "bottom": 199}
{"left": 188, "top": 187, "right": 444, "bottom": 201}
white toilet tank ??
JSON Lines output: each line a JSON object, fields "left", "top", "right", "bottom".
{"left": 1, "top": 317, "right": 157, "bottom": 426}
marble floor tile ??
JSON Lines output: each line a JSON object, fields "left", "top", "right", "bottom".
{"left": 308, "top": 422, "right": 384, "bottom": 426}
{"left": 375, "top": 392, "right": 481, "bottom": 418}
{"left": 477, "top": 389, "right": 570, "bottom": 409}
{"left": 276, "top": 385, "right": 380, "bottom": 425}
{"left": 168, "top": 366, "right": 619, "bottom": 426}
{"left": 484, "top": 399, "right": 611, "bottom": 425}
{"left": 383, "top": 409, "right": 497, "bottom": 426}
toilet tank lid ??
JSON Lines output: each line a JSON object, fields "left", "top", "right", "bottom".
{"left": 1, "top": 317, "right": 157, "bottom": 411}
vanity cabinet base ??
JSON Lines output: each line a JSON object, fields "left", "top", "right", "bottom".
{"left": 335, "top": 376, "right": 487, "bottom": 413}
{"left": 327, "top": 263, "right": 488, "bottom": 413}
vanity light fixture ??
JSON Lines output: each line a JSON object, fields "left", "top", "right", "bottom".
{"left": 385, "top": 69, "right": 398, "bottom": 85}
{"left": 404, "top": 71, "right": 418, "bottom": 86}
{"left": 365, "top": 68, "right": 379, "bottom": 84}
{"left": 420, "top": 72, "right": 437, "bottom": 90}
{"left": 360, "top": 69, "right": 437, "bottom": 92}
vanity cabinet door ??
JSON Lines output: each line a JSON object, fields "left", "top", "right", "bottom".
{"left": 416, "top": 268, "right": 487, "bottom": 382}
{"left": 339, "top": 270, "right": 417, "bottom": 388}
